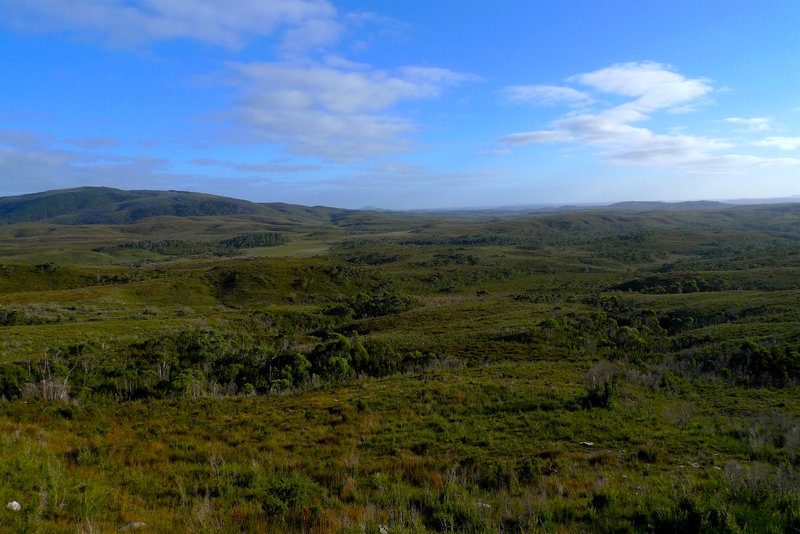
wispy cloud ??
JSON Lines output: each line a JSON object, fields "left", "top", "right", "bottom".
{"left": 0, "top": 129, "right": 53, "bottom": 149}
{"left": 477, "top": 149, "right": 513, "bottom": 156}
{"left": 281, "top": 15, "right": 343, "bottom": 53}
{"left": 570, "top": 61, "right": 711, "bottom": 112}
{"left": 2, "top": 0, "right": 338, "bottom": 50}
{"left": 724, "top": 117, "right": 771, "bottom": 132}
{"left": 226, "top": 61, "right": 472, "bottom": 160}
{"left": 499, "top": 130, "right": 573, "bottom": 146}
{"left": 1, "top": 1, "right": 476, "bottom": 179}
{"left": 64, "top": 137, "right": 119, "bottom": 149}
{"left": 0, "top": 128, "right": 176, "bottom": 194}
{"left": 504, "top": 85, "right": 591, "bottom": 106}
{"left": 499, "top": 61, "right": 797, "bottom": 173}
{"left": 329, "top": 167, "right": 513, "bottom": 188}
{"left": 753, "top": 136, "right": 800, "bottom": 150}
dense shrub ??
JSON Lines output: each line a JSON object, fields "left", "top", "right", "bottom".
{"left": 348, "top": 291, "right": 419, "bottom": 318}
{"left": 728, "top": 340, "right": 800, "bottom": 386}
{"left": 0, "top": 363, "right": 31, "bottom": 399}
{"left": 583, "top": 362, "right": 620, "bottom": 409}
{"left": 220, "top": 232, "right": 286, "bottom": 249}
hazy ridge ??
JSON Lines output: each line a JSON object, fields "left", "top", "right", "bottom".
{"left": 1, "top": 186, "right": 798, "bottom": 226}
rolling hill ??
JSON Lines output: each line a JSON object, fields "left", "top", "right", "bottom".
{"left": 0, "top": 187, "right": 360, "bottom": 225}
{"left": 1, "top": 187, "right": 797, "bottom": 237}
{"left": 0, "top": 187, "right": 264, "bottom": 224}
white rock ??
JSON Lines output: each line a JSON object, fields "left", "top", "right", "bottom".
{"left": 119, "top": 522, "right": 146, "bottom": 531}
{"left": 6, "top": 501, "right": 21, "bottom": 511}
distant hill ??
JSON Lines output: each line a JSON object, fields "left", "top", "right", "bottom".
{"left": 603, "top": 200, "right": 731, "bottom": 212}
{"left": 0, "top": 187, "right": 261, "bottom": 224}
{"left": 0, "top": 187, "right": 355, "bottom": 225}
{"left": 2, "top": 187, "right": 797, "bottom": 228}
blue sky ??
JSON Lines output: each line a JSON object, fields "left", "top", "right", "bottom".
{"left": 1, "top": 0, "right": 798, "bottom": 209}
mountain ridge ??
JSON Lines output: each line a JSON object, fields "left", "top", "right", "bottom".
{"left": 0, "top": 186, "right": 352, "bottom": 225}
{"left": 1, "top": 186, "right": 797, "bottom": 225}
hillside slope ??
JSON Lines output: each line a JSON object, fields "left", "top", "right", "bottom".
{"left": 0, "top": 187, "right": 269, "bottom": 224}
{"left": 0, "top": 187, "right": 360, "bottom": 225}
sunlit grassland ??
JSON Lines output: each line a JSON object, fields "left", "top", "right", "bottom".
{"left": 0, "top": 203, "right": 798, "bottom": 531}
{"left": 0, "top": 361, "right": 797, "bottom": 531}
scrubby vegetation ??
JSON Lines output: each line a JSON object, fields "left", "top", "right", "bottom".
{"left": 92, "top": 232, "right": 287, "bottom": 259}
{"left": 0, "top": 191, "right": 798, "bottom": 532}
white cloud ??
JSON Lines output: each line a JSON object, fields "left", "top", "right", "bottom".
{"left": 499, "top": 62, "right": 797, "bottom": 173}
{"left": 227, "top": 61, "right": 471, "bottom": 160}
{"left": 2, "top": 1, "right": 472, "bottom": 165}
{"left": 681, "top": 154, "right": 800, "bottom": 174}
{"left": 571, "top": 62, "right": 712, "bottom": 112}
{"left": 398, "top": 66, "right": 478, "bottom": 88}
{"left": 752, "top": 136, "right": 800, "bottom": 150}
{"left": 323, "top": 55, "right": 371, "bottom": 71}
{"left": 607, "top": 134, "right": 733, "bottom": 165}
{"left": 281, "top": 16, "right": 343, "bottom": 52}
{"left": 499, "top": 130, "right": 573, "bottom": 146}
{"left": 504, "top": 85, "right": 591, "bottom": 106}
{"left": 3, "top": 0, "right": 337, "bottom": 50}
{"left": 724, "top": 117, "right": 771, "bottom": 132}
{"left": 0, "top": 130, "right": 54, "bottom": 149}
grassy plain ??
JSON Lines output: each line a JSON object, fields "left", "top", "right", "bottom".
{"left": 0, "top": 197, "right": 798, "bottom": 532}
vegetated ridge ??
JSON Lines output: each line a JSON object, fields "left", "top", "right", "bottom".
{"left": 0, "top": 187, "right": 354, "bottom": 225}
{"left": 3, "top": 186, "right": 797, "bottom": 226}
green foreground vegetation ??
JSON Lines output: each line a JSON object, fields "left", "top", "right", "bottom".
{"left": 0, "top": 190, "right": 798, "bottom": 532}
